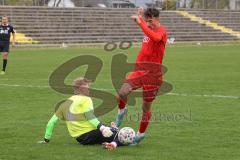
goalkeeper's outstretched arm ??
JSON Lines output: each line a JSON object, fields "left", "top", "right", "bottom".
{"left": 39, "top": 114, "right": 59, "bottom": 143}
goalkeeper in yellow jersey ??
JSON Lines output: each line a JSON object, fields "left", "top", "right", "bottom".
{"left": 38, "top": 77, "right": 118, "bottom": 145}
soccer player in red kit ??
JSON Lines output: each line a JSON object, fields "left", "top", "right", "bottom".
{"left": 114, "top": 7, "right": 168, "bottom": 145}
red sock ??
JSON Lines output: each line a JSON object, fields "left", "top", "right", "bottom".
{"left": 117, "top": 97, "right": 127, "bottom": 110}
{"left": 139, "top": 111, "right": 152, "bottom": 133}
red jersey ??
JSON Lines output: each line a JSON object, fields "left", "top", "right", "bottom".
{"left": 125, "top": 18, "right": 167, "bottom": 102}
{"left": 136, "top": 18, "right": 168, "bottom": 64}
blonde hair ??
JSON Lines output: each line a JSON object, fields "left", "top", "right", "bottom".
{"left": 73, "top": 77, "right": 91, "bottom": 88}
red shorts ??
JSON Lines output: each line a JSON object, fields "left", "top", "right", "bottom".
{"left": 125, "top": 71, "right": 163, "bottom": 102}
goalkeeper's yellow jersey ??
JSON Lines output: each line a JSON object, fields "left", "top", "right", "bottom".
{"left": 55, "top": 95, "right": 97, "bottom": 137}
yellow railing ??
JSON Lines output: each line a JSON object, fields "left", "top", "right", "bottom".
{"left": 177, "top": 11, "right": 240, "bottom": 38}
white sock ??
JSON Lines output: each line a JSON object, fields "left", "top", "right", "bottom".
{"left": 118, "top": 107, "right": 127, "bottom": 114}
{"left": 137, "top": 132, "right": 145, "bottom": 137}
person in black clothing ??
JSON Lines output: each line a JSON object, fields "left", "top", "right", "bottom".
{"left": 0, "top": 16, "right": 16, "bottom": 75}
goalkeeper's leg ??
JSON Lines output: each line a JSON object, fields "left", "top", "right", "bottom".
{"left": 76, "top": 128, "right": 117, "bottom": 145}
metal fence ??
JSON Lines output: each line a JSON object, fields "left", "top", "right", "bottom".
{"left": 0, "top": 0, "right": 239, "bottom": 10}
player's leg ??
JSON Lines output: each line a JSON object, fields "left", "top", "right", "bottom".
{"left": 1, "top": 41, "right": 10, "bottom": 75}
{"left": 76, "top": 130, "right": 100, "bottom": 145}
{"left": 115, "top": 82, "right": 133, "bottom": 127}
{"left": 1, "top": 52, "right": 8, "bottom": 75}
{"left": 132, "top": 85, "right": 159, "bottom": 145}
{"left": 76, "top": 129, "right": 105, "bottom": 145}
{"left": 131, "top": 101, "right": 152, "bottom": 145}
{"left": 115, "top": 71, "right": 143, "bottom": 127}
{"left": 134, "top": 101, "right": 152, "bottom": 144}
{"left": 0, "top": 45, "right": 4, "bottom": 74}
{"left": 76, "top": 128, "right": 118, "bottom": 145}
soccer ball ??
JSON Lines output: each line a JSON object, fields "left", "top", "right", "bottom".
{"left": 118, "top": 127, "right": 136, "bottom": 145}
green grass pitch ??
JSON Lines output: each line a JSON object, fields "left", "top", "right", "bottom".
{"left": 0, "top": 44, "right": 240, "bottom": 160}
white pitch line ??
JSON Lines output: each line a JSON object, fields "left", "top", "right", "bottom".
{"left": 0, "top": 83, "right": 49, "bottom": 88}
{"left": 167, "top": 92, "right": 239, "bottom": 99}
{"left": 0, "top": 78, "right": 238, "bottom": 83}
{"left": 0, "top": 83, "right": 239, "bottom": 100}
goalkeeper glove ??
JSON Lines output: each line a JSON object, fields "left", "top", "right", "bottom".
{"left": 99, "top": 125, "right": 113, "bottom": 137}
{"left": 102, "top": 142, "right": 117, "bottom": 151}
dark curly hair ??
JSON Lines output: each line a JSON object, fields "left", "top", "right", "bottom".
{"left": 144, "top": 8, "right": 160, "bottom": 18}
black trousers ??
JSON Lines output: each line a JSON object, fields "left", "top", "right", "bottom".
{"left": 76, "top": 129, "right": 117, "bottom": 145}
